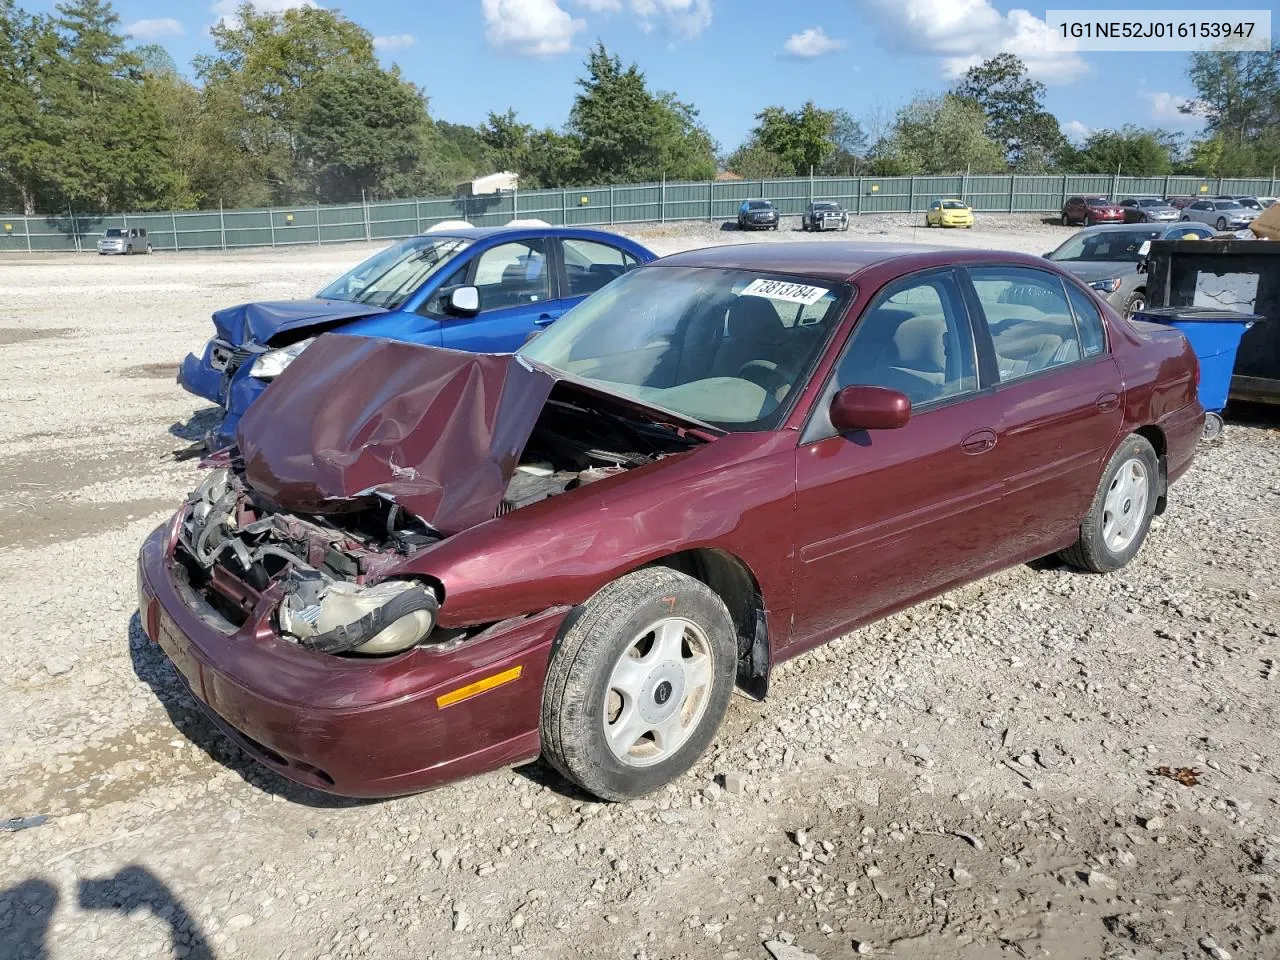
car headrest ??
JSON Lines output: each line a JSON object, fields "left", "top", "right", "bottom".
{"left": 892, "top": 314, "right": 947, "bottom": 374}
{"left": 724, "top": 296, "right": 785, "bottom": 342}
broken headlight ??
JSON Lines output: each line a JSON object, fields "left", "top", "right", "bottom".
{"left": 279, "top": 573, "right": 439, "bottom": 656}
{"left": 249, "top": 337, "right": 315, "bottom": 380}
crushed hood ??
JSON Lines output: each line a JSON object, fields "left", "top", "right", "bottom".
{"left": 235, "top": 334, "right": 555, "bottom": 536}
{"left": 212, "top": 299, "right": 389, "bottom": 346}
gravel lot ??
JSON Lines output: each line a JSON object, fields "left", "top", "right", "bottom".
{"left": 2, "top": 214, "right": 1279, "bottom": 960}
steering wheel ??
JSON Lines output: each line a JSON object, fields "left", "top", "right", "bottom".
{"left": 736, "top": 360, "right": 792, "bottom": 399}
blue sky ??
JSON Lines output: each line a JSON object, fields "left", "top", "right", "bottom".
{"left": 36, "top": 0, "right": 1213, "bottom": 149}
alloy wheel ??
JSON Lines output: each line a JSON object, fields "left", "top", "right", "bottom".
{"left": 1102, "top": 458, "right": 1149, "bottom": 553}
{"left": 602, "top": 617, "right": 715, "bottom": 768}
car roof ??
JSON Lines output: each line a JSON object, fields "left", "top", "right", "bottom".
{"left": 419, "top": 225, "right": 645, "bottom": 244}
{"left": 651, "top": 241, "right": 1050, "bottom": 283}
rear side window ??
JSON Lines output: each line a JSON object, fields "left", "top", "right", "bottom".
{"left": 969, "top": 266, "right": 1083, "bottom": 382}
{"left": 561, "top": 238, "right": 637, "bottom": 297}
{"left": 1064, "top": 283, "right": 1108, "bottom": 358}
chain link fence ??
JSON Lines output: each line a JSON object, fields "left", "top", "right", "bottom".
{"left": 3, "top": 172, "right": 1277, "bottom": 254}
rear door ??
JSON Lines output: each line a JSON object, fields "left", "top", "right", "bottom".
{"left": 958, "top": 264, "right": 1124, "bottom": 556}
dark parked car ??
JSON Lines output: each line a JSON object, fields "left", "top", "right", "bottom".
{"left": 139, "top": 243, "right": 1204, "bottom": 801}
{"left": 1043, "top": 222, "right": 1214, "bottom": 317}
{"left": 738, "top": 199, "right": 779, "bottom": 230}
{"left": 1118, "top": 197, "right": 1179, "bottom": 223}
{"left": 1062, "top": 196, "right": 1125, "bottom": 226}
{"left": 801, "top": 201, "right": 849, "bottom": 232}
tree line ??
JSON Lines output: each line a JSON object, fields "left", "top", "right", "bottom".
{"left": 2, "top": 0, "right": 1278, "bottom": 217}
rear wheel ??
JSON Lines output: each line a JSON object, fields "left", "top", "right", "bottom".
{"left": 541, "top": 568, "right": 738, "bottom": 800}
{"left": 1060, "top": 435, "right": 1159, "bottom": 573}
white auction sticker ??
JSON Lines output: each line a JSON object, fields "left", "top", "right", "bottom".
{"left": 740, "top": 278, "right": 830, "bottom": 305}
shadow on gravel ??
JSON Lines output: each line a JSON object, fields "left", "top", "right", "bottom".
{"left": 168, "top": 406, "right": 223, "bottom": 444}
{"left": 78, "top": 866, "right": 215, "bottom": 959}
{"left": 0, "top": 879, "right": 57, "bottom": 960}
{"left": 511, "top": 760, "right": 602, "bottom": 803}
{"left": 127, "top": 612, "right": 372, "bottom": 810}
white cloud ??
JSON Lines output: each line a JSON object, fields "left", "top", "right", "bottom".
{"left": 374, "top": 33, "right": 416, "bottom": 51}
{"left": 126, "top": 17, "right": 185, "bottom": 39}
{"left": 855, "top": 0, "right": 1087, "bottom": 84}
{"left": 572, "top": 0, "right": 712, "bottom": 38}
{"left": 783, "top": 27, "right": 845, "bottom": 58}
{"left": 210, "top": 0, "right": 317, "bottom": 28}
{"left": 483, "top": 0, "right": 585, "bottom": 56}
{"left": 1144, "top": 91, "right": 1202, "bottom": 125}
{"left": 1063, "top": 119, "right": 1091, "bottom": 142}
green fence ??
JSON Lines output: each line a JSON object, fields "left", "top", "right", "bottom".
{"left": 3, "top": 172, "right": 1277, "bottom": 254}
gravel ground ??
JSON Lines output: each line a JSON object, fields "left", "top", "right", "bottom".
{"left": 2, "top": 214, "right": 1279, "bottom": 960}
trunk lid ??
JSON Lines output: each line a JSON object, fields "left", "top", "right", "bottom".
{"left": 212, "top": 299, "right": 390, "bottom": 346}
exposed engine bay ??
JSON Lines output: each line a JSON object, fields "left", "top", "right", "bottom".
{"left": 173, "top": 391, "right": 701, "bottom": 657}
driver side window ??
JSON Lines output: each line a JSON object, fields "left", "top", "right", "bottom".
{"left": 836, "top": 271, "right": 977, "bottom": 407}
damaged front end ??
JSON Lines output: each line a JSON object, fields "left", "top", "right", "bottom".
{"left": 177, "top": 468, "right": 442, "bottom": 657}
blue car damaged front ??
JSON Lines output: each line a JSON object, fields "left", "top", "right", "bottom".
{"left": 177, "top": 227, "right": 656, "bottom": 448}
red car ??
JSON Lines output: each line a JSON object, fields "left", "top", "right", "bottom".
{"left": 1062, "top": 196, "right": 1125, "bottom": 226}
{"left": 138, "top": 243, "right": 1204, "bottom": 801}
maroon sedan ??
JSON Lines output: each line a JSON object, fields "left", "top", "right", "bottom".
{"left": 1062, "top": 196, "right": 1125, "bottom": 226}
{"left": 138, "top": 243, "right": 1204, "bottom": 801}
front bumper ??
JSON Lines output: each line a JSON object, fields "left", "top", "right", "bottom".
{"left": 809, "top": 217, "right": 846, "bottom": 231}
{"left": 939, "top": 216, "right": 973, "bottom": 227}
{"left": 178, "top": 343, "right": 273, "bottom": 448}
{"left": 137, "top": 524, "right": 568, "bottom": 797}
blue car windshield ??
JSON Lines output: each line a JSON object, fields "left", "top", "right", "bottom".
{"left": 318, "top": 236, "right": 472, "bottom": 309}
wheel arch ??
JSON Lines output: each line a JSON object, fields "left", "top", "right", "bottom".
{"left": 1132, "top": 424, "right": 1169, "bottom": 514}
{"left": 647, "top": 548, "right": 771, "bottom": 700}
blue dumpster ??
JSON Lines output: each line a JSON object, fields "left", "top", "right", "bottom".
{"left": 1132, "top": 306, "right": 1262, "bottom": 439}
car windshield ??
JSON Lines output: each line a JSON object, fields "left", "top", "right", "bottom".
{"left": 1085, "top": 198, "right": 1111, "bottom": 206}
{"left": 104, "top": 229, "right": 125, "bottom": 237}
{"left": 519, "top": 266, "right": 848, "bottom": 432}
{"left": 1047, "top": 228, "right": 1160, "bottom": 262}
{"left": 1138, "top": 199, "right": 1164, "bottom": 207}
{"left": 1215, "top": 201, "right": 1243, "bottom": 210}
{"left": 747, "top": 201, "right": 772, "bottom": 210}
{"left": 813, "top": 203, "right": 838, "bottom": 210}
{"left": 317, "top": 236, "right": 472, "bottom": 309}
{"left": 1238, "top": 198, "right": 1261, "bottom": 209}
{"left": 941, "top": 200, "right": 967, "bottom": 209}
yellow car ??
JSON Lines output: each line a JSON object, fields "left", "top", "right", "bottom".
{"left": 925, "top": 199, "right": 974, "bottom": 228}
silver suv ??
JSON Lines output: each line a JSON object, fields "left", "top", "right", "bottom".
{"left": 97, "top": 227, "right": 152, "bottom": 255}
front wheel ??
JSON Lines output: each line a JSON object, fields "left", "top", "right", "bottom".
{"left": 540, "top": 568, "right": 738, "bottom": 801}
{"left": 146, "top": 243, "right": 153, "bottom": 254}
{"left": 1121, "top": 290, "right": 1146, "bottom": 318}
{"left": 1216, "top": 217, "right": 1228, "bottom": 231}
{"left": 1059, "top": 435, "right": 1159, "bottom": 573}
{"left": 1061, "top": 213, "right": 1070, "bottom": 226}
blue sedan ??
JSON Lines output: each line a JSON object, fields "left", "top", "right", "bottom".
{"left": 178, "top": 226, "right": 657, "bottom": 447}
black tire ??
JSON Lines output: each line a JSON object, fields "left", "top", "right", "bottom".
{"left": 146, "top": 243, "right": 153, "bottom": 254}
{"left": 1085, "top": 215, "right": 1095, "bottom": 227}
{"left": 1181, "top": 215, "right": 1190, "bottom": 222}
{"left": 1061, "top": 213, "right": 1070, "bottom": 226}
{"left": 1059, "top": 434, "right": 1160, "bottom": 573}
{"left": 1121, "top": 289, "right": 1146, "bottom": 318}
{"left": 540, "top": 567, "right": 738, "bottom": 801}
{"left": 1216, "top": 217, "right": 1227, "bottom": 231}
